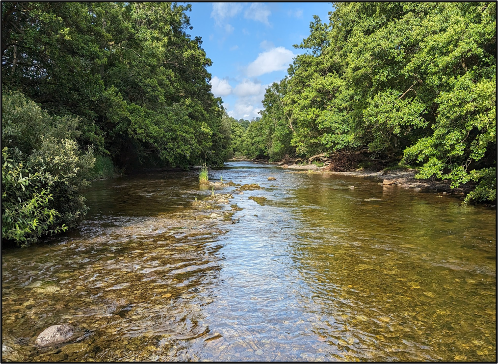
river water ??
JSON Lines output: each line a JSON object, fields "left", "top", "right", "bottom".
{"left": 2, "top": 161, "right": 496, "bottom": 361}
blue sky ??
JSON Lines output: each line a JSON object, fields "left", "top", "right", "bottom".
{"left": 185, "top": 2, "right": 334, "bottom": 120}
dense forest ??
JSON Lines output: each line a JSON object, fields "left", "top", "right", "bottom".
{"left": 2, "top": 2, "right": 496, "bottom": 246}
{"left": 236, "top": 2, "right": 496, "bottom": 204}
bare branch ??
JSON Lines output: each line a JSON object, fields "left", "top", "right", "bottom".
{"left": 399, "top": 82, "right": 416, "bottom": 100}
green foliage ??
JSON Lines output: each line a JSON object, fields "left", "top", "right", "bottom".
{"left": 199, "top": 165, "right": 209, "bottom": 184}
{"left": 90, "top": 154, "right": 117, "bottom": 180}
{"left": 464, "top": 167, "right": 496, "bottom": 204}
{"left": 2, "top": 91, "right": 95, "bottom": 246}
{"left": 230, "top": 120, "right": 247, "bottom": 158}
{"left": 2, "top": 147, "right": 67, "bottom": 246}
{"left": 259, "top": 79, "right": 295, "bottom": 161}
{"left": 256, "top": 2, "right": 496, "bottom": 203}
{"left": 2, "top": 2, "right": 227, "bottom": 171}
{"left": 242, "top": 119, "right": 268, "bottom": 160}
{"left": 312, "top": 161, "right": 325, "bottom": 167}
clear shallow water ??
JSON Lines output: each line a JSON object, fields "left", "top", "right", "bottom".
{"left": 2, "top": 161, "right": 496, "bottom": 361}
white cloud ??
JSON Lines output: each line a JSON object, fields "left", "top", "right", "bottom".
{"left": 287, "top": 8, "right": 303, "bottom": 18}
{"left": 229, "top": 102, "right": 262, "bottom": 120}
{"left": 233, "top": 79, "right": 264, "bottom": 97}
{"left": 242, "top": 28, "right": 250, "bottom": 36}
{"left": 210, "top": 76, "right": 232, "bottom": 97}
{"left": 230, "top": 45, "right": 239, "bottom": 51}
{"left": 246, "top": 47, "right": 295, "bottom": 77}
{"left": 227, "top": 80, "right": 270, "bottom": 120}
{"left": 244, "top": 3, "right": 271, "bottom": 26}
{"left": 225, "top": 24, "right": 234, "bottom": 34}
{"left": 259, "top": 40, "right": 274, "bottom": 50}
{"left": 211, "top": 3, "right": 244, "bottom": 26}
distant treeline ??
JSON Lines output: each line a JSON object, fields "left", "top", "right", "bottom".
{"left": 238, "top": 2, "right": 496, "bottom": 204}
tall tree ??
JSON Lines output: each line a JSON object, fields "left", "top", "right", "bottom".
{"left": 2, "top": 2, "right": 227, "bottom": 170}
{"left": 260, "top": 1, "right": 496, "bottom": 203}
{"left": 259, "top": 78, "right": 295, "bottom": 161}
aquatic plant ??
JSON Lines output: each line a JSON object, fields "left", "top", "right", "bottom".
{"left": 199, "top": 165, "right": 209, "bottom": 184}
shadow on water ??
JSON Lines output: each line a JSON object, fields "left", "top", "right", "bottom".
{"left": 1, "top": 162, "right": 496, "bottom": 361}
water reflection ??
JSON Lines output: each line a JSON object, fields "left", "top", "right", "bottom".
{"left": 2, "top": 172, "right": 230, "bottom": 361}
{"left": 2, "top": 163, "right": 496, "bottom": 362}
{"left": 289, "top": 173, "right": 496, "bottom": 361}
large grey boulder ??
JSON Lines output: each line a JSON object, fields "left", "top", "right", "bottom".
{"left": 35, "top": 324, "right": 74, "bottom": 347}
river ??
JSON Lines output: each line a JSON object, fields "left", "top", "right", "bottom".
{"left": 1, "top": 161, "right": 496, "bottom": 361}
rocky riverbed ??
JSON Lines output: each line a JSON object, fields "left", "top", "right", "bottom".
{"left": 2, "top": 162, "right": 495, "bottom": 362}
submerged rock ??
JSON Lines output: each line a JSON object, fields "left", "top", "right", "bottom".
{"left": 237, "top": 184, "right": 261, "bottom": 191}
{"left": 248, "top": 196, "right": 268, "bottom": 205}
{"left": 35, "top": 324, "right": 74, "bottom": 347}
{"left": 1, "top": 342, "right": 26, "bottom": 362}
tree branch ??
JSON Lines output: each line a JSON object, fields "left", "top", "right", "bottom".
{"left": 399, "top": 82, "right": 416, "bottom": 99}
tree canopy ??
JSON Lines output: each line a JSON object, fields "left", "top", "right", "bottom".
{"left": 2, "top": 2, "right": 230, "bottom": 245}
{"left": 2, "top": 1, "right": 227, "bottom": 170}
{"left": 249, "top": 2, "right": 496, "bottom": 204}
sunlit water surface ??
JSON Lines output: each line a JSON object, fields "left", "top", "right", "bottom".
{"left": 2, "top": 162, "right": 496, "bottom": 361}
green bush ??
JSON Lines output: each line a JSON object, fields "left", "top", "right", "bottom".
{"left": 464, "top": 167, "right": 497, "bottom": 204}
{"left": 90, "top": 154, "right": 117, "bottom": 180}
{"left": 2, "top": 91, "right": 95, "bottom": 246}
{"left": 2, "top": 148, "right": 66, "bottom": 246}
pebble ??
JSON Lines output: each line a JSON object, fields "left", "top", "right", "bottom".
{"left": 35, "top": 324, "right": 74, "bottom": 347}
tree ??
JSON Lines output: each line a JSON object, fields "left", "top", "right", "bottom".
{"left": 2, "top": 2, "right": 227, "bottom": 171}
{"left": 259, "top": 1, "right": 496, "bottom": 203}
{"left": 259, "top": 78, "right": 295, "bottom": 161}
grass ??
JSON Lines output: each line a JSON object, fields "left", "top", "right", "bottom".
{"left": 382, "top": 161, "right": 417, "bottom": 172}
{"left": 199, "top": 165, "right": 209, "bottom": 185}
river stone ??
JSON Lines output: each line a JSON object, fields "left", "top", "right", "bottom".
{"left": 35, "top": 324, "right": 74, "bottom": 347}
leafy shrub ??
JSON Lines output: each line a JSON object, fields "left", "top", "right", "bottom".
{"left": 464, "top": 167, "right": 496, "bottom": 204}
{"left": 2, "top": 91, "right": 95, "bottom": 246}
{"left": 2, "top": 148, "right": 66, "bottom": 246}
{"left": 90, "top": 154, "right": 117, "bottom": 180}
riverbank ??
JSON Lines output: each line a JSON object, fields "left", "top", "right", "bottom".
{"left": 227, "top": 156, "right": 486, "bottom": 202}
{"left": 228, "top": 157, "right": 466, "bottom": 195}
{"left": 280, "top": 162, "right": 474, "bottom": 196}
